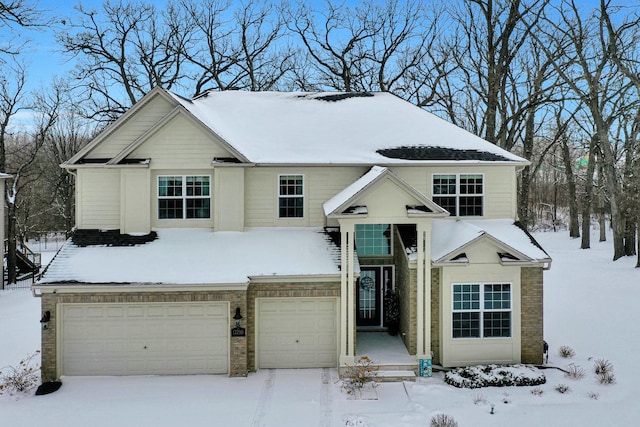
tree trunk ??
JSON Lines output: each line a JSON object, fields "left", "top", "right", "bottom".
{"left": 597, "top": 163, "right": 606, "bottom": 242}
{"left": 581, "top": 139, "right": 597, "bottom": 249}
{"left": 596, "top": 128, "right": 625, "bottom": 260}
{"left": 625, "top": 222, "right": 637, "bottom": 256}
{"left": 7, "top": 201, "right": 17, "bottom": 284}
{"left": 560, "top": 137, "right": 579, "bottom": 238}
{"left": 518, "top": 166, "right": 532, "bottom": 229}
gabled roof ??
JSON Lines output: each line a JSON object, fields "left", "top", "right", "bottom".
{"left": 323, "top": 166, "right": 449, "bottom": 218}
{"left": 430, "top": 219, "right": 551, "bottom": 266}
{"left": 65, "top": 87, "right": 528, "bottom": 167}
{"left": 163, "top": 89, "right": 527, "bottom": 166}
{"left": 63, "top": 87, "right": 249, "bottom": 167}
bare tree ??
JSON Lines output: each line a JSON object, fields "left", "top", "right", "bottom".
{"left": 450, "top": 0, "right": 550, "bottom": 147}
{"left": 287, "top": 0, "right": 378, "bottom": 92}
{"left": 602, "top": 0, "right": 640, "bottom": 265}
{"left": 1, "top": 78, "right": 61, "bottom": 284}
{"left": 0, "top": 0, "right": 44, "bottom": 58}
{"left": 535, "top": 0, "right": 634, "bottom": 259}
{"left": 57, "top": 0, "right": 190, "bottom": 122}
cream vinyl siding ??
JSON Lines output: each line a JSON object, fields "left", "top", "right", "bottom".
{"left": 214, "top": 167, "right": 244, "bottom": 231}
{"left": 439, "top": 240, "right": 522, "bottom": 367}
{"left": 150, "top": 170, "right": 214, "bottom": 228}
{"left": 245, "top": 167, "right": 367, "bottom": 227}
{"left": 86, "top": 94, "right": 175, "bottom": 159}
{"left": 130, "top": 114, "right": 235, "bottom": 169}
{"left": 76, "top": 168, "right": 121, "bottom": 229}
{"left": 417, "top": 165, "right": 517, "bottom": 219}
{"left": 121, "top": 169, "right": 151, "bottom": 234}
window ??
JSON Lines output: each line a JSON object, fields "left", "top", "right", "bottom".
{"left": 433, "top": 174, "right": 484, "bottom": 216}
{"left": 355, "top": 224, "right": 392, "bottom": 256}
{"left": 158, "top": 175, "right": 210, "bottom": 219}
{"left": 278, "top": 175, "right": 304, "bottom": 218}
{"left": 452, "top": 283, "right": 511, "bottom": 338}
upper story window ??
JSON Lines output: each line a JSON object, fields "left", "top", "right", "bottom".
{"left": 158, "top": 175, "right": 210, "bottom": 219}
{"left": 355, "top": 224, "right": 391, "bottom": 256}
{"left": 433, "top": 174, "right": 484, "bottom": 216}
{"left": 452, "top": 283, "right": 511, "bottom": 339}
{"left": 278, "top": 175, "right": 304, "bottom": 218}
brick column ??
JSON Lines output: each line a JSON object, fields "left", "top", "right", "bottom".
{"left": 521, "top": 267, "right": 544, "bottom": 364}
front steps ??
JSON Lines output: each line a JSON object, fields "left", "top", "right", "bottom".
{"left": 374, "top": 364, "right": 418, "bottom": 382}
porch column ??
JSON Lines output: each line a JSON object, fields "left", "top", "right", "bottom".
{"left": 415, "top": 221, "right": 431, "bottom": 360}
{"left": 339, "top": 221, "right": 356, "bottom": 366}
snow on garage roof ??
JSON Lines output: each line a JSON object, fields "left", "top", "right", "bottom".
{"left": 168, "top": 90, "right": 527, "bottom": 165}
{"left": 37, "top": 228, "right": 342, "bottom": 286}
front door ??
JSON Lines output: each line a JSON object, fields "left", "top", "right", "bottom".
{"left": 357, "top": 266, "right": 393, "bottom": 327}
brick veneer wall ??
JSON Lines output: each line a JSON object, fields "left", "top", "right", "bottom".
{"left": 246, "top": 281, "right": 341, "bottom": 372}
{"left": 393, "top": 227, "right": 417, "bottom": 354}
{"left": 521, "top": 267, "right": 544, "bottom": 364}
{"left": 430, "top": 268, "right": 441, "bottom": 365}
{"left": 40, "top": 290, "right": 247, "bottom": 382}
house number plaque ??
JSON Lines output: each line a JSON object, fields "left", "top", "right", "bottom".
{"left": 231, "top": 327, "right": 246, "bottom": 337}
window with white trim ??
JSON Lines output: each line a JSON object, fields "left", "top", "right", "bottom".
{"left": 433, "top": 174, "right": 484, "bottom": 216}
{"left": 278, "top": 175, "right": 304, "bottom": 218}
{"left": 158, "top": 175, "right": 210, "bottom": 219}
{"left": 355, "top": 224, "right": 392, "bottom": 256}
{"left": 452, "top": 283, "right": 511, "bottom": 338}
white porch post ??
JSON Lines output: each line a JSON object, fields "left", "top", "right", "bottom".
{"left": 416, "top": 221, "right": 431, "bottom": 360}
{"left": 339, "top": 221, "right": 355, "bottom": 366}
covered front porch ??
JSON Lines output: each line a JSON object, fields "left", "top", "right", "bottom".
{"left": 322, "top": 166, "right": 449, "bottom": 370}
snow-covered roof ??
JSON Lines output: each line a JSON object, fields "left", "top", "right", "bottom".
{"left": 37, "top": 228, "right": 342, "bottom": 285}
{"left": 430, "top": 219, "right": 550, "bottom": 263}
{"left": 323, "top": 166, "right": 387, "bottom": 216}
{"left": 168, "top": 90, "right": 527, "bottom": 165}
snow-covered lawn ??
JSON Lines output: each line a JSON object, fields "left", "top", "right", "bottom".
{"left": 1, "top": 230, "right": 638, "bottom": 426}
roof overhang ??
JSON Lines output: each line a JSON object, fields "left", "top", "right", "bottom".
{"left": 324, "top": 166, "right": 450, "bottom": 219}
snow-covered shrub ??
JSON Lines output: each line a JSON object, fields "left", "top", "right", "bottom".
{"left": 558, "top": 346, "right": 576, "bottom": 358}
{"left": 340, "top": 356, "right": 378, "bottom": 396}
{"left": 596, "top": 371, "right": 616, "bottom": 385}
{"left": 592, "top": 358, "right": 615, "bottom": 384}
{"left": 472, "top": 393, "right": 488, "bottom": 405}
{"left": 0, "top": 351, "right": 41, "bottom": 395}
{"left": 593, "top": 359, "right": 613, "bottom": 375}
{"left": 564, "top": 364, "right": 585, "bottom": 380}
{"left": 444, "top": 364, "right": 546, "bottom": 389}
{"left": 430, "top": 413, "right": 458, "bottom": 427}
{"left": 530, "top": 387, "right": 544, "bottom": 396}
{"left": 343, "top": 415, "right": 368, "bottom": 426}
{"left": 555, "top": 384, "right": 571, "bottom": 394}
{"left": 587, "top": 391, "right": 600, "bottom": 400}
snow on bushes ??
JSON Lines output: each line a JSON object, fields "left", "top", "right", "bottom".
{"left": 444, "top": 364, "right": 546, "bottom": 389}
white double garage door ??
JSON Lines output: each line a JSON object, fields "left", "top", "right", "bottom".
{"left": 60, "top": 298, "right": 337, "bottom": 376}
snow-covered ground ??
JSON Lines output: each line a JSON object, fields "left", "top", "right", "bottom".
{"left": 1, "top": 229, "right": 638, "bottom": 426}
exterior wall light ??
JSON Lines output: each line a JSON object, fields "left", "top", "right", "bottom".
{"left": 40, "top": 311, "right": 51, "bottom": 330}
{"left": 233, "top": 307, "right": 243, "bottom": 328}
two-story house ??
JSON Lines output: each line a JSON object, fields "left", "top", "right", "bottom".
{"left": 33, "top": 88, "right": 550, "bottom": 381}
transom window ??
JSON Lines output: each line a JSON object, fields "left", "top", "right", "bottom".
{"left": 158, "top": 175, "right": 210, "bottom": 219}
{"left": 355, "top": 224, "right": 391, "bottom": 256}
{"left": 433, "top": 174, "right": 484, "bottom": 216}
{"left": 452, "top": 283, "right": 511, "bottom": 338}
{"left": 278, "top": 175, "right": 304, "bottom": 218}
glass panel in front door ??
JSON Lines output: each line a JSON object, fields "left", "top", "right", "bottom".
{"left": 357, "top": 268, "right": 381, "bottom": 326}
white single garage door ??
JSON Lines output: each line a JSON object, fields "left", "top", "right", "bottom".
{"left": 258, "top": 297, "right": 338, "bottom": 368}
{"left": 61, "top": 302, "right": 228, "bottom": 376}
